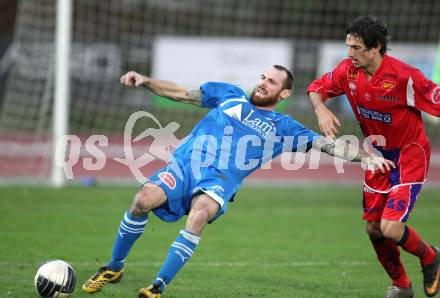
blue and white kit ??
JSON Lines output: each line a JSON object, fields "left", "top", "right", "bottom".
{"left": 150, "top": 82, "right": 319, "bottom": 222}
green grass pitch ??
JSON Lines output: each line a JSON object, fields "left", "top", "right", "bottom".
{"left": 0, "top": 185, "right": 439, "bottom": 297}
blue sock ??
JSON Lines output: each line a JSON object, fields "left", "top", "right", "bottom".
{"left": 107, "top": 210, "right": 148, "bottom": 271}
{"left": 153, "top": 230, "right": 200, "bottom": 292}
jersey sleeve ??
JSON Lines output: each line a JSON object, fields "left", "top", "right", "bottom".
{"left": 408, "top": 68, "right": 440, "bottom": 116}
{"left": 307, "top": 61, "right": 347, "bottom": 101}
{"left": 200, "top": 82, "right": 247, "bottom": 108}
{"left": 284, "top": 116, "right": 321, "bottom": 152}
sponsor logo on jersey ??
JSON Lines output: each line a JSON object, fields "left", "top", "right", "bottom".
{"left": 376, "top": 95, "right": 399, "bottom": 102}
{"left": 432, "top": 86, "right": 440, "bottom": 104}
{"left": 381, "top": 80, "right": 396, "bottom": 91}
{"left": 223, "top": 104, "right": 243, "bottom": 121}
{"left": 347, "top": 69, "right": 359, "bottom": 81}
{"left": 223, "top": 104, "right": 275, "bottom": 137}
{"left": 159, "top": 172, "right": 176, "bottom": 189}
{"left": 242, "top": 110, "right": 275, "bottom": 137}
{"left": 357, "top": 105, "right": 392, "bottom": 123}
{"left": 382, "top": 73, "right": 397, "bottom": 79}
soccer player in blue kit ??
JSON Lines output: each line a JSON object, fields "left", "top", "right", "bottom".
{"left": 82, "top": 65, "right": 395, "bottom": 297}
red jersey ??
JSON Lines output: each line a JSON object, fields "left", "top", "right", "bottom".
{"left": 308, "top": 55, "right": 440, "bottom": 191}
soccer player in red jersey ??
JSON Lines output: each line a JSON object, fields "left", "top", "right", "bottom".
{"left": 308, "top": 15, "right": 440, "bottom": 298}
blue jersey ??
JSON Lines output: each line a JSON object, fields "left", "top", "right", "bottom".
{"left": 174, "top": 82, "right": 319, "bottom": 182}
{"left": 150, "top": 82, "right": 319, "bottom": 222}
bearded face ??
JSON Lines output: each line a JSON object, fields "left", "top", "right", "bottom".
{"left": 249, "top": 67, "right": 289, "bottom": 108}
{"left": 250, "top": 85, "right": 282, "bottom": 107}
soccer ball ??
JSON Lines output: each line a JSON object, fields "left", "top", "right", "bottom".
{"left": 34, "top": 260, "right": 76, "bottom": 297}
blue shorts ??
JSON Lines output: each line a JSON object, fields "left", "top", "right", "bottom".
{"left": 148, "top": 160, "right": 238, "bottom": 223}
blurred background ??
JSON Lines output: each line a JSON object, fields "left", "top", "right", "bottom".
{"left": 1, "top": 4, "right": 439, "bottom": 297}
{"left": 0, "top": 0, "right": 439, "bottom": 185}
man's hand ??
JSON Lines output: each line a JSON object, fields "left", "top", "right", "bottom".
{"left": 119, "top": 71, "right": 200, "bottom": 106}
{"left": 315, "top": 105, "right": 341, "bottom": 139}
{"left": 120, "top": 71, "right": 147, "bottom": 87}
{"left": 361, "top": 155, "right": 396, "bottom": 173}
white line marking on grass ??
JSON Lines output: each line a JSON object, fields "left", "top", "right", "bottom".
{"left": 0, "top": 260, "right": 373, "bottom": 268}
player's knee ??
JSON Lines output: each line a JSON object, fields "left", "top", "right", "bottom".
{"left": 379, "top": 221, "right": 403, "bottom": 242}
{"left": 131, "top": 187, "right": 157, "bottom": 215}
{"left": 190, "top": 209, "right": 210, "bottom": 225}
{"left": 366, "top": 221, "right": 383, "bottom": 239}
{"left": 381, "top": 228, "right": 401, "bottom": 242}
{"left": 186, "top": 209, "right": 210, "bottom": 234}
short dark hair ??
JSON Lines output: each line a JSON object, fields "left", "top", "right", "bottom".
{"left": 273, "top": 65, "right": 294, "bottom": 90}
{"left": 345, "top": 15, "right": 389, "bottom": 56}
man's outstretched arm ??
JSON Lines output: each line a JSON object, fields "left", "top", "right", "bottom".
{"left": 120, "top": 71, "right": 202, "bottom": 106}
{"left": 313, "top": 136, "right": 396, "bottom": 173}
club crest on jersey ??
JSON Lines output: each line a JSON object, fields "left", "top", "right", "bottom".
{"left": 223, "top": 104, "right": 275, "bottom": 137}
{"left": 347, "top": 69, "right": 359, "bottom": 81}
{"left": 159, "top": 172, "right": 176, "bottom": 189}
{"left": 381, "top": 80, "right": 396, "bottom": 91}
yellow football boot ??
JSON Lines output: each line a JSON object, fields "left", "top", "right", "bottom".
{"left": 82, "top": 266, "right": 124, "bottom": 293}
{"left": 138, "top": 284, "right": 162, "bottom": 298}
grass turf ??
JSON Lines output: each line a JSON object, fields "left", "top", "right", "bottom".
{"left": 0, "top": 185, "right": 439, "bottom": 297}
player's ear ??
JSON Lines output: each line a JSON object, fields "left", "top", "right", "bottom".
{"left": 372, "top": 44, "right": 381, "bottom": 55}
{"left": 280, "top": 89, "right": 292, "bottom": 99}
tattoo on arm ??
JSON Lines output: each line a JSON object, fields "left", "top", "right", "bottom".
{"left": 166, "top": 89, "right": 201, "bottom": 106}
{"left": 187, "top": 90, "right": 202, "bottom": 102}
{"left": 314, "top": 137, "right": 369, "bottom": 162}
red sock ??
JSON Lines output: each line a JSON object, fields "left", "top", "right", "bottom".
{"left": 371, "top": 237, "right": 411, "bottom": 288}
{"left": 396, "top": 225, "right": 436, "bottom": 266}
